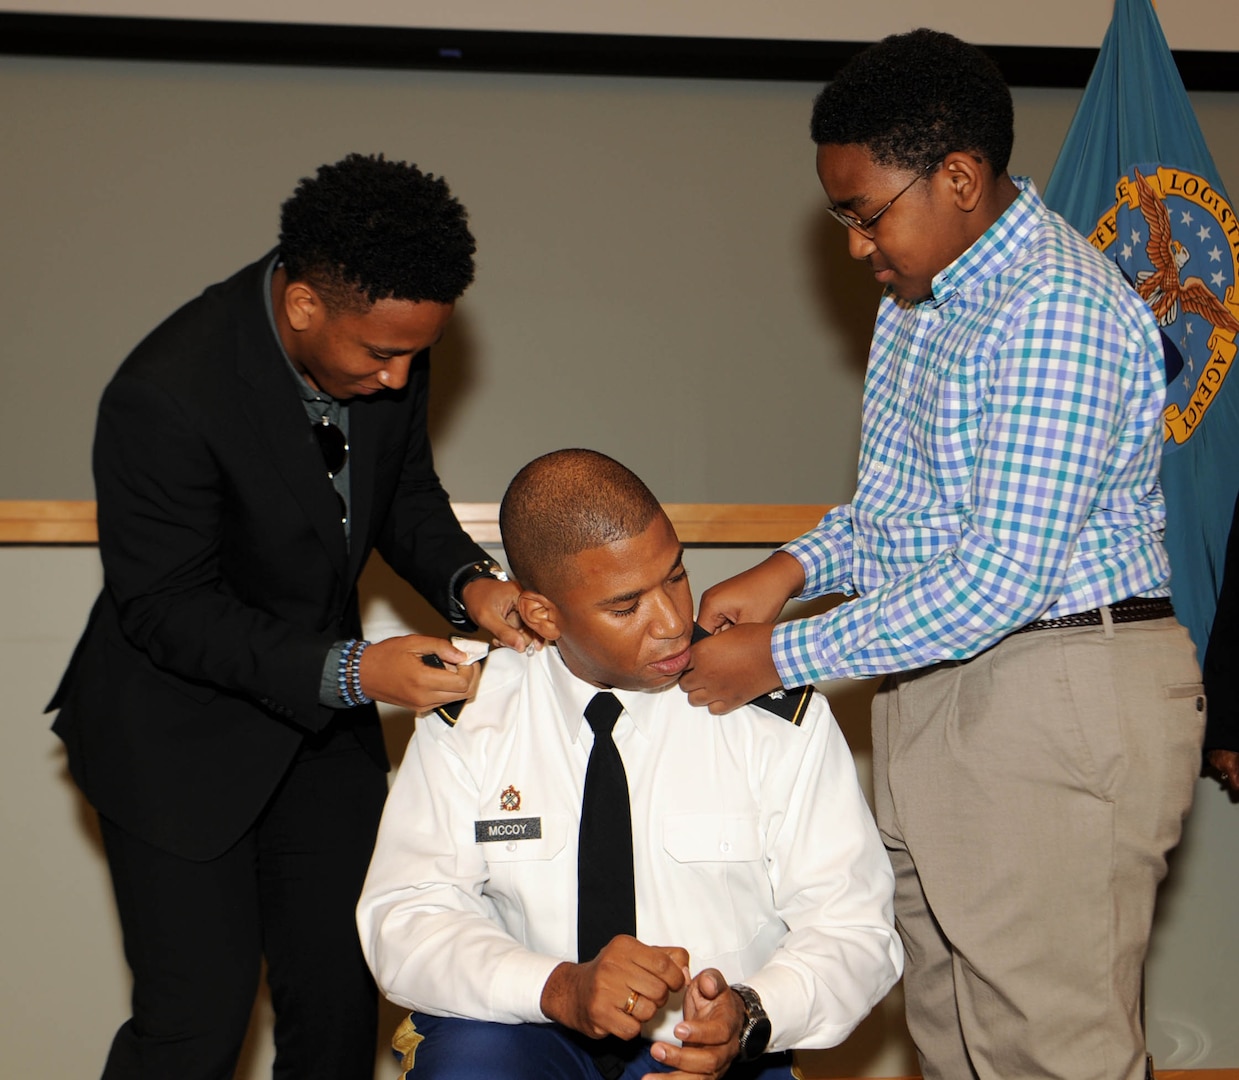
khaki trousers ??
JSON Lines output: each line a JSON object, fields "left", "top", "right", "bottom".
{"left": 873, "top": 615, "right": 1204, "bottom": 1080}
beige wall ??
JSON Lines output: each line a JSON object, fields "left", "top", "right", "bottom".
{"left": 3, "top": 52, "right": 1238, "bottom": 1078}
{"left": 5, "top": 57, "right": 1235, "bottom": 509}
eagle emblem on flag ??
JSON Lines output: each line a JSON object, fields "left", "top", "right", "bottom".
{"left": 1091, "top": 165, "right": 1239, "bottom": 445}
{"left": 1132, "top": 169, "right": 1239, "bottom": 336}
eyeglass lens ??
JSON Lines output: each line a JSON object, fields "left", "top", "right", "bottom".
{"left": 830, "top": 159, "right": 941, "bottom": 239}
{"left": 311, "top": 418, "right": 349, "bottom": 477}
{"left": 311, "top": 418, "right": 349, "bottom": 525}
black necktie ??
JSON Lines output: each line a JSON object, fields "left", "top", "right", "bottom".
{"left": 577, "top": 691, "right": 636, "bottom": 963}
{"left": 576, "top": 692, "right": 638, "bottom": 1080}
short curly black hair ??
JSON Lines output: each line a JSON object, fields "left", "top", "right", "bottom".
{"left": 279, "top": 152, "right": 475, "bottom": 310}
{"left": 810, "top": 29, "right": 1013, "bottom": 174}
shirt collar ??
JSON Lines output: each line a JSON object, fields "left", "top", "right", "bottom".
{"left": 930, "top": 176, "right": 1043, "bottom": 306}
{"left": 541, "top": 644, "right": 674, "bottom": 744}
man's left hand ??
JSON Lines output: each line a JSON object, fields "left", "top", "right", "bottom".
{"left": 646, "top": 968, "right": 745, "bottom": 1080}
{"left": 680, "top": 623, "right": 781, "bottom": 714}
{"left": 461, "top": 575, "right": 537, "bottom": 653}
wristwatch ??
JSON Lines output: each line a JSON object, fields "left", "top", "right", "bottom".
{"left": 449, "top": 558, "right": 510, "bottom": 621}
{"left": 730, "top": 983, "right": 771, "bottom": 1062}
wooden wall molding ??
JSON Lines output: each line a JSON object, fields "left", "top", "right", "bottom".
{"left": 0, "top": 500, "right": 829, "bottom": 546}
{"left": 0, "top": 500, "right": 99, "bottom": 543}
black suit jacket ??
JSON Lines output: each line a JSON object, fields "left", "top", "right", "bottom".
{"left": 49, "top": 253, "right": 489, "bottom": 859}
{"left": 1203, "top": 487, "right": 1239, "bottom": 753}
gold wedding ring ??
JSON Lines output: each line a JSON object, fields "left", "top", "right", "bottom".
{"left": 623, "top": 990, "right": 640, "bottom": 1015}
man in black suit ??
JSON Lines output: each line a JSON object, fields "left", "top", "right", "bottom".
{"left": 48, "top": 153, "right": 532, "bottom": 1080}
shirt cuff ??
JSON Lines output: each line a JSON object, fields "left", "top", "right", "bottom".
{"left": 492, "top": 950, "right": 565, "bottom": 1024}
{"left": 779, "top": 508, "right": 853, "bottom": 599}
{"left": 771, "top": 616, "right": 834, "bottom": 687}
{"left": 744, "top": 963, "right": 859, "bottom": 1055}
{"left": 319, "top": 642, "right": 348, "bottom": 707}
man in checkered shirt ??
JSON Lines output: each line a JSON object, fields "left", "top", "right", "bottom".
{"left": 681, "top": 28, "right": 1205, "bottom": 1080}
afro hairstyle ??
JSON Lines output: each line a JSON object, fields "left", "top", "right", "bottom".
{"left": 278, "top": 152, "right": 475, "bottom": 311}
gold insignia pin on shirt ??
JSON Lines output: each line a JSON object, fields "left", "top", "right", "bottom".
{"left": 499, "top": 785, "right": 521, "bottom": 812}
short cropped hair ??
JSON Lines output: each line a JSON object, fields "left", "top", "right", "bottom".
{"left": 810, "top": 28, "right": 1013, "bottom": 174}
{"left": 500, "top": 449, "right": 664, "bottom": 595}
{"left": 279, "top": 152, "right": 475, "bottom": 311}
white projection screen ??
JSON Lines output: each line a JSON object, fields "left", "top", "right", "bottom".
{"left": 0, "top": 0, "right": 1234, "bottom": 50}
{"left": 2, "top": 1, "right": 1236, "bottom": 88}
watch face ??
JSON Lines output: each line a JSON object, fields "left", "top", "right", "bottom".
{"left": 733, "top": 985, "right": 771, "bottom": 1061}
{"left": 746, "top": 1015, "right": 772, "bottom": 1058}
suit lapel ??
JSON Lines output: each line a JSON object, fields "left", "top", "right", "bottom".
{"left": 233, "top": 270, "right": 349, "bottom": 581}
{"left": 342, "top": 350, "right": 431, "bottom": 585}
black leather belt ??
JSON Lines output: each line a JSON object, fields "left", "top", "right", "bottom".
{"left": 1012, "top": 596, "right": 1175, "bottom": 635}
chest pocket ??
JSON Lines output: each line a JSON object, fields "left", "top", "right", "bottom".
{"left": 480, "top": 812, "right": 569, "bottom": 863}
{"left": 662, "top": 813, "right": 763, "bottom": 864}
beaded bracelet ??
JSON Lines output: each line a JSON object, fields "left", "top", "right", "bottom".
{"left": 346, "top": 639, "right": 373, "bottom": 706}
{"left": 337, "top": 638, "right": 358, "bottom": 708}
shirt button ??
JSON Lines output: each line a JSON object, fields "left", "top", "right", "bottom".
{"left": 720, "top": 841, "right": 731, "bottom": 853}
{"left": 506, "top": 842, "right": 517, "bottom": 852}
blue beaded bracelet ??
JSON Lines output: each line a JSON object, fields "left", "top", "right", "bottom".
{"left": 337, "top": 638, "right": 358, "bottom": 708}
{"left": 347, "top": 639, "right": 373, "bottom": 706}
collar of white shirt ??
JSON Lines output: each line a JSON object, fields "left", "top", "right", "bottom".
{"left": 541, "top": 644, "right": 676, "bottom": 746}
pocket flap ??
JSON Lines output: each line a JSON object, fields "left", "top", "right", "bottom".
{"left": 662, "top": 813, "right": 762, "bottom": 863}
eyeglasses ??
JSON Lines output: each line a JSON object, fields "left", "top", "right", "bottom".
{"left": 825, "top": 159, "right": 943, "bottom": 240}
{"left": 312, "top": 416, "right": 348, "bottom": 476}
{"left": 311, "top": 417, "right": 349, "bottom": 525}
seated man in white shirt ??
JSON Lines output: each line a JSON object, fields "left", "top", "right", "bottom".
{"left": 357, "top": 448, "right": 902, "bottom": 1080}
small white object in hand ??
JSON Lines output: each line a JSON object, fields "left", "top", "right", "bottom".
{"left": 450, "top": 636, "right": 490, "bottom": 665}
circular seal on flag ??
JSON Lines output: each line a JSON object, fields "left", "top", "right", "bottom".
{"left": 1087, "top": 164, "right": 1239, "bottom": 448}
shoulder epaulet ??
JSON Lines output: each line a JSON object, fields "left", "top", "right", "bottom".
{"left": 430, "top": 655, "right": 489, "bottom": 727}
{"left": 748, "top": 684, "right": 815, "bottom": 726}
{"left": 433, "top": 698, "right": 467, "bottom": 726}
{"left": 690, "top": 622, "right": 814, "bottom": 725}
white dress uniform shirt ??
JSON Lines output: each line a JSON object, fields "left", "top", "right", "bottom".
{"left": 357, "top": 645, "right": 902, "bottom": 1051}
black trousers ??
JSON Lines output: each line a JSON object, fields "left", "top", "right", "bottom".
{"left": 98, "top": 737, "right": 388, "bottom": 1080}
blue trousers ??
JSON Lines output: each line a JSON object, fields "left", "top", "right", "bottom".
{"left": 392, "top": 1013, "right": 795, "bottom": 1080}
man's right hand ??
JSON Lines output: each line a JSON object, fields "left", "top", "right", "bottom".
{"left": 1208, "top": 748, "right": 1239, "bottom": 793}
{"left": 359, "top": 634, "right": 482, "bottom": 710}
{"left": 539, "top": 937, "right": 690, "bottom": 1041}
{"left": 695, "top": 552, "right": 806, "bottom": 632}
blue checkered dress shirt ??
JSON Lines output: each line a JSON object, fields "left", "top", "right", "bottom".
{"left": 772, "top": 180, "right": 1171, "bottom": 686}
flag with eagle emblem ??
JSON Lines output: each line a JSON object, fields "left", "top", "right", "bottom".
{"left": 1044, "top": 0, "right": 1239, "bottom": 665}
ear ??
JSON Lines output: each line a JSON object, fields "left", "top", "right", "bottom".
{"left": 517, "top": 590, "right": 563, "bottom": 643}
{"left": 282, "top": 280, "right": 323, "bottom": 332}
{"left": 939, "top": 151, "right": 987, "bottom": 214}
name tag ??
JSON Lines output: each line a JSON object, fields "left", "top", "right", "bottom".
{"left": 474, "top": 816, "right": 543, "bottom": 842}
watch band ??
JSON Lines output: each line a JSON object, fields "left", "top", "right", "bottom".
{"left": 731, "top": 983, "right": 771, "bottom": 1063}
{"left": 449, "top": 559, "right": 510, "bottom": 620}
